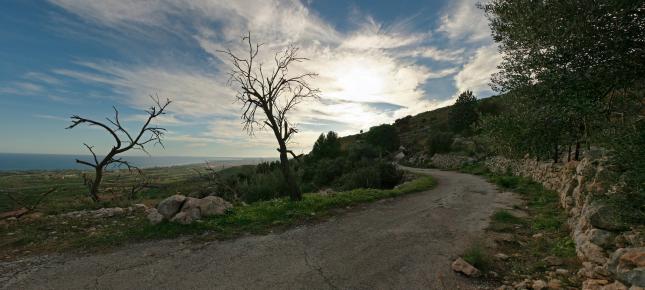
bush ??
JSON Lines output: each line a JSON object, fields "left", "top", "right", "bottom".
{"left": 364, "top": 124, "right": 400, "bottom": 153}
{"left": 426, "top": 131, "right": 453, "bottom": 155}
{"left": 335, "top": 162, "right": 403, "bottom": 191}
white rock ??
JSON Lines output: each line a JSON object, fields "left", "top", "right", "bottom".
{"left": 157, "top": 195, "right": 186, "bottom": 219}
{"left": 451, "top": 258, "right": 480, "bottom": 277}
{"left": 146, "top": 208, "right": 163, "bottom": 225}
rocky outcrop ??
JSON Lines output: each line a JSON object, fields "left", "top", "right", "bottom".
{"left": 485, "top": 149, "right": 644, "bottom": 287}
{"left": 150, "top": 194, "right": 233, "bottom": 224}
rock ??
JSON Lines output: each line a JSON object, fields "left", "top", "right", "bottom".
{"left": 495, "top": 253, "right": 510, "bottom": 260}
{"left": 497, "top": 286, "right": 514, "bottom": 290}
{"left": 198, "top": 196, "right": 232, "bottom": 217}
{"left": 533, "top": 233, "right": 544, "bottom": 239}
{"left": 555, "top": 268, "right": 569, "bottom": 275}
{"left": 583, "top": 279, "right": 610, "bottom": 290}
{"left": 176, "top": 197, "right": 202, "bottom": 223}
{"left": 170, "top": 212, "right": 191, "bottom": 224}
{"left": 608, "top": 247, "right": 645, "bottom": 287}
{"left": 451, "top": 258, "right": 480, "bottom": 277}
{"left": 601, "top": 281, "right": 628, "bottom": 290}
{"left": 543, "top": 256, "right": 564, "bottom": 266}
{"left": 157, "top": 195, "right": 186, "bottom": 219}
{"left": 629, "top": 286, "right": 645, "bottom": 290}
{"left": 580, "top": 241, "right": 609, "bottom": 265}
{"left": 514, "top": 279, "right": 531, "bottom": 289}
{"left": 590, "top": 229, "right": 617, "bottom": 249}
{"left": 532, "top": 279, "right": 547, "bottom": 289}
{"left": 547, "top": 279, "right": 562, "bottom": 289}
{"left": 133, "top": 203, "right": 148, "bottom": 212}
{"left": 92, "top": 207, "right": 125, "bottom": 218}
{"left": 589, "top": 205, "right": 629, "bottom": 232}
{"left": 394, "top": 151, "right": 405, "bottom": 161}
{"left": 146, "top": 208, "right": 163, "bottom": 225}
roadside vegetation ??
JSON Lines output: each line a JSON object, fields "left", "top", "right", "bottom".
{"left": 0, "top": 173, "right": 435, "bottom": 259}
{"left": 460, "top": 163, "right": 580, "bottom": 288}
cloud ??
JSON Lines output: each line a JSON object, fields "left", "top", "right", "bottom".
{"left": 454, "top": 44, "right": 502, "bottom": 96}
{"left": 437, "top": 0, "right": 490, "bottom": 42}
{"left": 44, "top": 0, "right": 501, "bottom": 155}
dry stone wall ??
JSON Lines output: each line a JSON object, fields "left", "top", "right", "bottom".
{"left": 484, "top": 149, "right": 644, "bottom": 288}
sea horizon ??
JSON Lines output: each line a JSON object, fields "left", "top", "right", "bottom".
{"left": 0, "top": 152, "right": 274, "bottom": 172}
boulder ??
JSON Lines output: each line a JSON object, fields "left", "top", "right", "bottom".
{"left": 157, "top": 195, "right": 186, "bottom": 219}
{"left": 547, "top": 279, "right": 562, "bottom": 289}
{"left": 589, "top": 205, "right": 629, "bottom": 232}
{"left": 451, "top": 258, "right": 480, "bottom": 277}
{"left": 590, "top": 229, "right": 617, "bottom": 249}
{"left": 532, "top": 279, "right": 547, "bottom": 289}
{"left": 146, "top": 208, "right": 163, "bottom": 225}
{"left": 579, "top": 241, "right": 608, "bottom": 264}
{"left": 176, "top": 197, "right": 202, "bottom": 223}
{"left": 608, "top": 247, "right": 645, "bottom": 287}
{"left": 601, "top": 281, "right": 628, "bottom": 290}
{"left": 198, "top": 196, "right": 233, "bottom": 217}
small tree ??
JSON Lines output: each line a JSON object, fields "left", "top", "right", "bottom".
{"left": 67, "top": 97, "right": 171, "bottom": 202}
{"left": 311, "top": 131, "right": 341, "bottom": 160}
{"left": 449, "top": 90, "right": 478, "bottom": 134}
{"left": 364, "top": 124, "right": 400, "bottom": 154}
{"left": 219, "top": 33, "right": 320, "bottom": 201}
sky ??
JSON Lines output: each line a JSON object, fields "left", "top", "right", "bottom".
{"left": 0, "top": 0, "right": 502, "bottom": 157}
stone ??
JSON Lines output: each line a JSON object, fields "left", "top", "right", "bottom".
{"left": 532, "top": 279, "right": 547, "bottom": 289}
{"left": 580, "top": 241, "right": 609, "bottom": 265}
{"left": 198, "top": 196, "right": 232, "bottom": 217}
{"left": 495, "top": 253, "right": 510, "bottom": 260}
{"left": 451, "top": 258, "right": 480, "bottom": 277}
{"left": 555, "top": 268, "right": 569, "bottom": 275}
{"left": 514, "top": 279, "right": 531, "bottom": 289}
{"left": 589, "top": 205, "right": 629, "bottom": 232}
{"left": 547, "top": 279, "right": 562, "bottom": 289}
{"left": 543, "top": 256, "right": 564, "bottom": 266}
{"left": 157, "top": 195, "right": 186, "bottom": 219}
{"left": 169, "top": 212, "right": 191, "bottom": 224}
{"left": 533, "top": 233, "right": 544, "bottom": 239}
{"left": 92, "top": 207, "right": 125, "bottom": 218}
{"left": 590, "top": 229, "right": 617, "bottom": 249}
{"left": 608, "top": 247, "right": 645, "bottom": 287}
{"left": 601, "top": 281, "right": 628, "bottom": 290}
{"left": 146, "top": 208, "right": 163, "bottom": 225}
{"left": 177, "top": 197, "right": 202, "bottom": 222}
{"left": 583, "top": 279, "right": 610, "bottom": 290}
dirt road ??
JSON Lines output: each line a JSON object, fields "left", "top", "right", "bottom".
{"left": 2, "top": 167, "right": 520, "bottom": 289}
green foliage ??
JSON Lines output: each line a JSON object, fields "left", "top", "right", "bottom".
{"left": 364, "top": 124, "right": 400, "bottom": 153}
{"left": 310, "top": 131, "right": 341, "bottom": 160}
{"left": 492, "top": 210, "right": 522, "bottom": 224}
{"left": 480, "top": 0, "right": 644, "bottom": 165}
{"left": 425, "top": 131, "right": 453, "bottom": 155}
{"left": 463, "top": 243, "right": 491, "bottom": 271}
{"left": 334, "top": 162, "right": 403, "bottom": 191}
{"left": 449, "top": 90, "right": 479, "bottom": 134}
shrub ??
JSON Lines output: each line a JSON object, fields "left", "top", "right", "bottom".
{"left": 364, "top": 124, "right": 400, "bottom": 153}
{"left": 426, "top": 131, "right": 453, "bottom": 155}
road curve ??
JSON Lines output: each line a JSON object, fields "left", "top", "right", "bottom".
{"left": 2, "top": 167, "right": 520, "bottom": 289}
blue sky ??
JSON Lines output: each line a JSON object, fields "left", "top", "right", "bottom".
{"left": 0, "top": 0, "right": 501, "bottom": 157}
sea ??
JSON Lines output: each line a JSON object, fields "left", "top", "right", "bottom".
{"left": 0, "top": 153, "right": 270, "bottom": 172}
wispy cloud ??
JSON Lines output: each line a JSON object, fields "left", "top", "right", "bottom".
{"left": 39, "top": 0, "right": 501, "bottom": 155}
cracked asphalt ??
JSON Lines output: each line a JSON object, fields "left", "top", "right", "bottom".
{"left": 1, "top": 167, "right": 520, "bottom": 289}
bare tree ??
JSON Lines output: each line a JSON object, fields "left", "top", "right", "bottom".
{"left": 1, "top": 188, "right": 56, "bottom": 219}
{"left": 66, "top": 96, "right": 171, "bottom": 202}
{"left": 219, "top": 33, "right": 320, "bottom": 201}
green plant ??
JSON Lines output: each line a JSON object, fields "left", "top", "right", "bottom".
{"left": 463, "top": 243, "right": 491, "bottom": 271}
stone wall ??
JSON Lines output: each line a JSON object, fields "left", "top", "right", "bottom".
{"left": 484, "top": 150, "right": 644, "bottom": 288}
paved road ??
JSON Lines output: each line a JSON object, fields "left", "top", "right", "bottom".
{"left": 2, "top": 167, "right": 520, "bottom": 289}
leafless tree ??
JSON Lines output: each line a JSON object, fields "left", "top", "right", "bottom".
{"left": 66, "top": 96, "right": 171, "bottom": 202}
{"left": 219, "top": 33, "right": 320, "bottom": 201}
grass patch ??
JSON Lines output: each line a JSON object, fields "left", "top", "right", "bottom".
{"left": 459, "top": 162, "right": 581, "bottom": 287}
{"left": 492, "top": 210, "right": 523, "bottom": 224}
{"left": 0, "top": 175, "right": 436, "bottom": 259}
{"left": 463, "top": 243, "right": 492, "bottom": 271}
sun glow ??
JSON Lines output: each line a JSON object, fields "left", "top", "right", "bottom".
{"left": 329, "top": 57, "right": 388, "bottom": 103}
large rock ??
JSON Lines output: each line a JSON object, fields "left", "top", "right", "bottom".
{"left": 157, "top": 195, "right": 186, "bottom": 219}
{"left": 608, "top": 247, "right": 645, "bottom": 287}
{"left": 451, "top": 258, "right": 480, "bottom": 277}
{"left": 174, "top": 197, "right": 202, "bottom": 224}
{"left": 198, "top": 196, "right": 232, "bottom": 217}
{"left": 589, "top": 205, "right": 629, "bottom": 232}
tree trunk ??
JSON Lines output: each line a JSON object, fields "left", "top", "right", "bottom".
{"left": 567, "top": 144, "right": 572, "bottom": 162}
{"left": 574, "top": 142, "right": 581, "bottom": 161}
{"left": 278, "top": 142, "right": 301, "bottom": 201}
{"left": 553, "top": 143, "right": 559, "bottom": 163}
{"left": 90, "top": 167, "right": 103, "bottom": 202}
